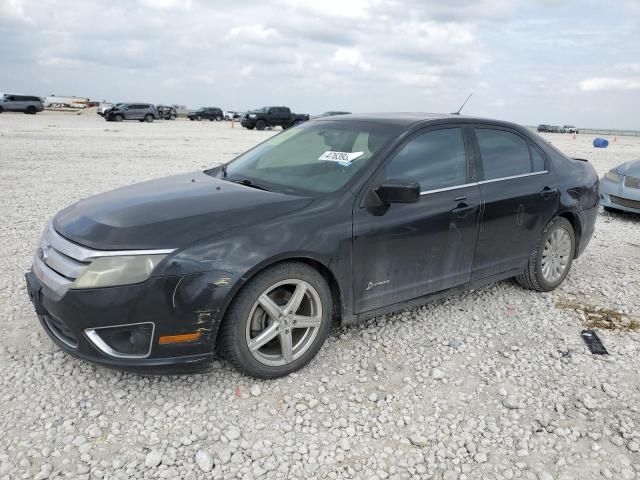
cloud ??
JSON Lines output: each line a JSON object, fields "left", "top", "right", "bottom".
{"left": 138, "top": 0, "right": 191, "bottom": 9}
{"left": 579, "top": 77, "right": 640, "bottom": 92}
{"left": 226, "top": 24, "right": 281, "bottom": 43}
{"left": 330, "top": 48, "right": 372, "bottom": 72}
{"left": 0, "top": 0, "right": 639, "bottom": 127}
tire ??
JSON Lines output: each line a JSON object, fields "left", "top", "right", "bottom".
{"left": 217, "top": 262, "right": 333, "bottom": 379}
{"left": 224, "top": 116, "right": 230, "bottom": 121}
{"left": 114, "top": 114, "right": 123, "bottom": 122}
{"left": 25, "top": 106, "right": 37, "bottom": 114}
{"left": 516, "top": 216, "right": 575, "bottom": 292}
{"left": 216, "top": 115, "right": 223, "bottom": 121}
{"left": 0, "top": 106, "right": 3, "bottom": 114}
{"left": 145, "top": 114, "right": 154, "bottom": 123}
{"left": 170, "top": 114, "right": 176, "bottom": 120}
{"left": 256, "top": 120, "right": 267, "bottom": 131}
{"left": 282, "top": 122, "right": 292, "bottom": 130}
{"left": 189, "top": 118, "right": 194, "bottom": 121}
{"left": 197, "top": 115, "right": 202, "bottom": 121}
{"left": 138, "top": 119, "right": 145, "bottom": 122}
{"left": 246, "top": 126, "right": 254, "bottom": 130}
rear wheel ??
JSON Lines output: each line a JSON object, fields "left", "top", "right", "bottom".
{"left": 516, "top": 217, "right": 575, "bottom": 292}
{"left": 25, "top": 106, "right": 36, "bottom": 114}
{"left": 218, "top": 262, "right": 332, "bottom": 379}
{"left": 216, "top": 115, "right": 223, "bottom": 121}
{"left": 256, "top": 120, "right": 267, "bottom": 131}
{"left": 145, "top": 114, "right": 154, "bottom": 123}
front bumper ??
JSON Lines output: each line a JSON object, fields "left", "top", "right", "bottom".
{"left": 599, "top": 176, "right": 640, "bottom": 214}
{"left": 25, "top": 269, "right": 237, "bottom": 374}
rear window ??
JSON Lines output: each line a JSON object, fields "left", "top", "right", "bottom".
{"left": 476, "top": 128, "right": 537, "bottom": 180}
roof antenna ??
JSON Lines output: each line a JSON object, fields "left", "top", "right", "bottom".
{"left": 452, "top": 92, "right": 473, "bottom": 115}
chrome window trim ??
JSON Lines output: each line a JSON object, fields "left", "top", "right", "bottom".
{"left": 85, "top": 322, "right": 156, "bottom": 359}
{"left": 418, "top": 171, "right": 549, "bottom": 196}
{"left": 477, "top": 170, "right": 548, "bottom": 185}
{"left": 420, "top": 182, "right": 479, "bottom": 196}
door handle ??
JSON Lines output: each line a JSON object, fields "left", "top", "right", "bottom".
{"left": 540, "top": 186, "right": 558, "bottom": 200}
{"left": 451, "top": 203, "right": 476, "bottom": 217}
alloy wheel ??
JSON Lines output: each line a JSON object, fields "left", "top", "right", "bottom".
{"left": 245, "top": 279, "right": 322, "bottom": 366}
{"left": 541, "top": 227, "right": 572, "bottom": 283}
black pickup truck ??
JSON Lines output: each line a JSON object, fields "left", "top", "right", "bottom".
{"left": 241, "top": 106, "right": 309, "bottom": 130}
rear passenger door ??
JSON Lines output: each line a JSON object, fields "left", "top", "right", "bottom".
{"left": 470, "top": 126, "right": 558, "bottom": 280}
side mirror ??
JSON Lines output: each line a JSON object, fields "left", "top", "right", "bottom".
{"left": 375, "top": 180, "right": 420, "bottom": 204}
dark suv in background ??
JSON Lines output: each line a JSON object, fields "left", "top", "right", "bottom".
{"left": 0, "top": 94, "right": 44, "bottom": 114}
{"left": 157, "top": 106, "right": 177, "bottom": 120}
{"left": 241, "top": 106, "right": 310, "bottom": 130}
{"left": 104, "top": 103, "right": 159, "bottom": 122}
{"left": 188, "top": 107, "right": 224, "bottom": 121}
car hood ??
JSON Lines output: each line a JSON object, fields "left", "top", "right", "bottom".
{"left": 616, "top": 159, "right": 640, "bottom": 177}
{"left": 53, "top": 172, "right": 312, "bottom": 250}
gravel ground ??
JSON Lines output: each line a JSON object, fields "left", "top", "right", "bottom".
{"left": 1, "top": 112, "right": 639, "bottom": 480}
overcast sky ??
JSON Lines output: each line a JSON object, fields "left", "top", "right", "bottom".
{"left": 1, "top": 0, "right": 639, "bottom": 128}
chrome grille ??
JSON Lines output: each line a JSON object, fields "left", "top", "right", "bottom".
{"left": 33, "top": 224, "right": 92, "bottom": 298}
{"left": 31, "top": 223, "right": 176, "bottom": 299}
{"left": 624, "top": 175, "right": 640, "bottom": 189}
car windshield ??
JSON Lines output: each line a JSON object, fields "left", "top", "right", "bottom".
{"left": 218, "top": 121, "right": 402, "bottom": 195}
{"left": 252, "top": 107, "right": 268, "bottom": 113}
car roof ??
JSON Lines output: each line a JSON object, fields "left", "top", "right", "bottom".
{"left": 315, "top": 112, "right": 526, "bottom": 129}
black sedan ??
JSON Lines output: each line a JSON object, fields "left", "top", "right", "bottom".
{"left": 25, "top": 113, "right": 599, "bottom": 379}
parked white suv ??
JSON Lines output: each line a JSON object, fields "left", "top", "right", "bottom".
{"left": 0, "top": 94, "right": 44, "bottom": 114}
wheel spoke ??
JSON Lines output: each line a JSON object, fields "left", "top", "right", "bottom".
{"left": 248, "top": 322, "right": 280, "bottom": 352}
{"left": 279, "top": 330, "right": 293, "bottom": 363}
{"left": 284, "top": 283, "right": 307, "bottom": 315}
{"left": 259, "top": 293, "right": 283, "bottom": 320}
{"left": 291, "top": 314, "right": 321, "bottom": 328}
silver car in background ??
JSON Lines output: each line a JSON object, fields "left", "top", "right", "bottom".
{"left": 0, "top": 93, "right": 44, "bottom": 114}
{"left": 600, "top": 159, "right": 640, "bottom": 214}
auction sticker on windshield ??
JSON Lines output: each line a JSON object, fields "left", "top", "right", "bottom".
{"left": 319, "top": 151, "right": 363, "bottom": 166}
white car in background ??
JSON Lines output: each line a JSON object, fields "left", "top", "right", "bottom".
{"left": 97, "top": 103, "right": 114, "bottom": 116}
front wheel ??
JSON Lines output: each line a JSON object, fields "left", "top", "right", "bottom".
{"left": 516, "top": 216, "right": 575, "bottom": 292}
{"left": 170, "top": 114, "right": 176, "bottom": 120}
{"left": 196, "top": 115, "right": 202, "bottom": 121}
{"left": 114, "top": 114, "right": 124, "bottom": 122}
{"left": 217, "top": 262, "right": 332, "bottom": 379}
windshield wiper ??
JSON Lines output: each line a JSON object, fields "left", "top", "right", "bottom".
{"left": 231, "top": 178, "right": 271, "bottom": 192}
{"left": 221, "top": 163, "right": 227, "bottom": 178}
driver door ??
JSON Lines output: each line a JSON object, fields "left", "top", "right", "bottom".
{"left": 352, "top": 126, "right": 481, "bottom": 313}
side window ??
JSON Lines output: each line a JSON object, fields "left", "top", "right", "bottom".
{"left": 530, "top": 145, "right": 547, "bottom": 172}
{"left": 476, "top": 128, "right": 533, "bottom": 180}
{"left": 385, "top": 127, "right": 467, "bottom": 192}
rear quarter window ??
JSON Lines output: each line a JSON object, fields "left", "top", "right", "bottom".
{"left": 476, "top": 128, "right": 534, "bottom": 180}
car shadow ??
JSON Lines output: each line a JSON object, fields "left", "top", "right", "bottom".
{"left": 600, "top": 206, "right": 640, "bottom": 224}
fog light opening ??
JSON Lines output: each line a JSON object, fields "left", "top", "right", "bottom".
{"left": 85, "top": 322, "right": 155, "bottom": 359}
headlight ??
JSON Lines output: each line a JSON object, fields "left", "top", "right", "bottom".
{"left": 73, "top": 254, "right": 167, "bottom": 289}
{"left": 249, "top": 114, "right": 257, "bottom": 118}
{"left": 604, "top": 170, "right": 622, "bottom": 182}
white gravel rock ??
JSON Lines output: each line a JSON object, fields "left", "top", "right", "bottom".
{"left": 144, "top": 449, "right": 163, "bottom": 468}
{"left": 195, "top": 450, "right": 214, "bottom": 472}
